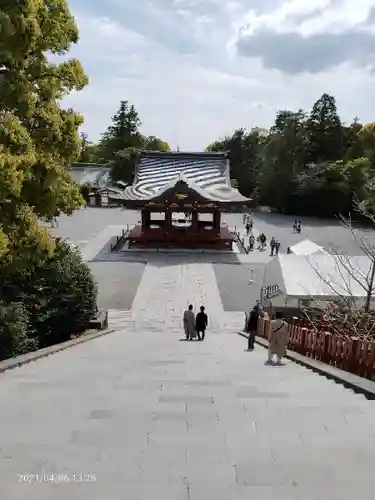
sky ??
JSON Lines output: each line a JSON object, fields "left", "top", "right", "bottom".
{"left": 64, "top": 0, "right": 375, "bottom": 150}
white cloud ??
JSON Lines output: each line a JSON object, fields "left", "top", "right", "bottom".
{"left": 236, "top": 0, "right": 375, "bottom": 36}
{"left": 63, "top": 1, "right": 375, "bottom": 150}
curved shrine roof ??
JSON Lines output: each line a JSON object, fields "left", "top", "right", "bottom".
{"left": 122, "top": 151, "right": 251, "bottom": 204}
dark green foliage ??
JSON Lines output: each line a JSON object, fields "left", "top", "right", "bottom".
{"left": 110, "top": 147, "right": 139, "bottom": 184}
{"left": 98, "top": 101, "right": 144, "bottom": 161}
{"left": 80, "top": 183, "right": 91, "bottom": 202}
{"left": 28, "top": 240, "right": 98, "bottom": 347}
{"left": 207, "top": 93, "right": 375, "bottom": 217}
{"left": 0, "top": 302, "right": 37, "bottom": 360}
{"left": 306, "top": 93, "right": 343, "bottom": 163}
{"left": 88, "top": 100, "right": 171, "bottom": 183}
{"left": 0, "top": 240, "right": 98, "bottom": 360}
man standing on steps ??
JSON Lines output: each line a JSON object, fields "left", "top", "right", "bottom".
{"left": 196, "top": 306, "right": 208, "bottom": 341}
{"left": 247, "top": 306, "right": 259, "bottom": 350}
{"left": 183, "top": 304, "right": 196, "bottom": 340}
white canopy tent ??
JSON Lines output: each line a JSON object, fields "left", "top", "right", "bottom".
{"left": 290, "top": 239, "right": 329, "bottom": 256}
{"left": 264, "top": 254, "right": 373, "bottom": 304}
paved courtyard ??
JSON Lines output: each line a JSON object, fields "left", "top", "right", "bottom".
{"left": 47, "top": 207, "right": 375, "bottom": 312}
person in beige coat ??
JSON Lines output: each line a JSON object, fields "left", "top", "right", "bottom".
{"left": 183, "top": 304, "right": 197, "bottom": 340}
{"left": 266, "top": 311, "right": 289, "bottom": 365}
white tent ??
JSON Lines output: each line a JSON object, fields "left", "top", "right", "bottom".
{"left": 265, "top": 253, "right": 373, "bottom": 302}
{"left": 290, "top": 239, "right": 329, "bottom": 256}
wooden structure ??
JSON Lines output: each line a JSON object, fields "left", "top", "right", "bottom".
{"left": 121, "top": 151, "right": 251, "bottom": 249}
{"left": 257, "top": 317, "right": 375, "bottom": 380}
{"left": 88, "top": 187, "right": 125, "bottom": 207}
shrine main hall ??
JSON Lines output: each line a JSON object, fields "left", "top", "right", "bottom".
{"left": 120, "top": 151, "right": 251, "bottom": 250}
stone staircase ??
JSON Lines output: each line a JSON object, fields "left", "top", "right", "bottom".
{"left": 130, "top": 262, "right": 226, "bottom": 331}
{"left": 222, "top": 311, "right": 246, "bottom": 332}
{"left": 105, "top": 262, "right": 250, "bottom": 336}
{"left": 107, "top": 309, "right": 134, "bottom": 330}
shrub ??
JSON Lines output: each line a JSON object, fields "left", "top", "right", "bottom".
{"left": 0, "top": 239, "right": 98, "bottom": 356}
{"left": 0, "top": 302, "right": 37, "bottom": 361}
{"left": 31, "top": 239, "right": 98, "bottom": 347}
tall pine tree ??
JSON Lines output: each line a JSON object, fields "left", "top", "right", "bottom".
{"left": 307, "top": 93, "right": 344, "bottom": 164}
{"left": 98, "top": 101, "right": 143, "bottom": 160}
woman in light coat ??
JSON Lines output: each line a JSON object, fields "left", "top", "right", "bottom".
{"left": 183, "top": 305, "right": 197, "bottom": 340}
{"left": 266, "top": 311, "right": 289, "bottom": 365}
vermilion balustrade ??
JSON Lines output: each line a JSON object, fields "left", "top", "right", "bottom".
{"left": 257, "top": 317, "right": 375, "bottom": 379}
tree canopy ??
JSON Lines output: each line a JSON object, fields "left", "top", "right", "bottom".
{"left": 0, "top": 0, "right": 87, "bottom": 263}
{"left": 206, "top": 93, "right": 375, "bottom": 218}
{"left": 0, "top": 0, "right": 98, "bottom": 360}
{"left": 77, "top": 100, "right": 171, "bottom": 183}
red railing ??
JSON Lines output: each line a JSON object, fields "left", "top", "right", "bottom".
{"left": 257, "top": 317, "right": 375, "bottom": 379}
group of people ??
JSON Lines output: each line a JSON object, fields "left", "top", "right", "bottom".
{"left": 243, "top": 212, "right": 280, "bottom": 255}
{"left": 246, "top": 303, "right": 289, "bottom": 365}
{"left": 183, "top": 305, "right": 208, "bottom": 341}
{"left": 183, "top": 300, "right": 288, "bottom": 365}
{"left": 269, "top": 236, "right": 280, "bottom": 256}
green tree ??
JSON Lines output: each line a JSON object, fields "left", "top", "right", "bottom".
{"left": 342, "top": 118, "right": 363, "bottom": 161}
{"left": 307, "top": 93, "right": 344, "bottom": 163}
{"left": 357, "top": 122, "right": 375, "bottom": 168}
{"left": 206, "top": 92, "right": 375, "bottom": 216}
{"left": 257, "top": 110, "right": 307, "bottom": 211}
{"left": 99, "top": 101, "right": 143, "bottom": 160}
{"left": 142, "top": 136, "right": 171, "bottom": 151}
{"left": 0, "top": 239, "right": 97, "bottom": 351}
{"left": 0, "top": 302, "right": 35, "bottom": 361}
{"left": 29, "top": 240, "right": 98, "bottom": 347}
{"left": 206, "top": 129, "right": 262, "bottom": 197}
{"left": 295, "top": 162, "right": 349, "bottom": 216}
{"left": 77, "top": 132, "right": 100, "bottom": 163}
{"left": 0, "top": 0, "right": 87, "bottom": 265}
{"left": 110, "top": 148, "right": 139, "bottom": 184}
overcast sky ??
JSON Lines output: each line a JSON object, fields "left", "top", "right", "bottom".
{"left": 64, "top": 0, "right": 375, "bottom": 150}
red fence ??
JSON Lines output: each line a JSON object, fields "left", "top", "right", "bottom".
{"left": 257, "top": 317, "right": 375, "bottom": 379}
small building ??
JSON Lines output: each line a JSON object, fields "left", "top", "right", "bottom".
{"left": 69, "top": 163, "right": 111, "bottom": 187}
{"left": 88, "top": 186, "right": 127, "bottom": 207}
{"left": 120, "top": 151, "right": 252, "bottom": 249}
{"left": 262, "top": 253, "right": 372, "bottom": 311}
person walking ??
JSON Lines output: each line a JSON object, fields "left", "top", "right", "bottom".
{"left": 265, "top": 311, "right": 289, "bottom": 365}
{"left": 259, "top": 233, "right": 266, "bottom": 251}
{"left": 245, "top": 218, "right": 251, "bottom": 236}
{"left": 183, "top": 304, "right": 196, "bottom": 340}
{"left": 196, "top": 306, "right": 208, "bottom": 341}
{"left": 270, "top": 237, "right": 276, "bottom": 256}
{"left": 275, "top": 240, "right": 280, "bottom": 255}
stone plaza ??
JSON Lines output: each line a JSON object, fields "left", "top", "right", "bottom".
{"left": 1, "top": 207, "right": 375, "bottom": 499}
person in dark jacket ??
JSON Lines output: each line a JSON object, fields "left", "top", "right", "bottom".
{"left": 195, "top": 306, "right": 208, "bottom": 341}
{"left": 247, "top": 306, "right": 259, "bottom": 350}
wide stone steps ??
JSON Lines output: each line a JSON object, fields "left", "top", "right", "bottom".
{"left": 131, "top": 262, "right": 226, "bottom": 329}
{"left": 108, "top": 309, "right": 246, "bottom": 337}
{"left": 108, "top": 309, "right": 134, "bottom": 330}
